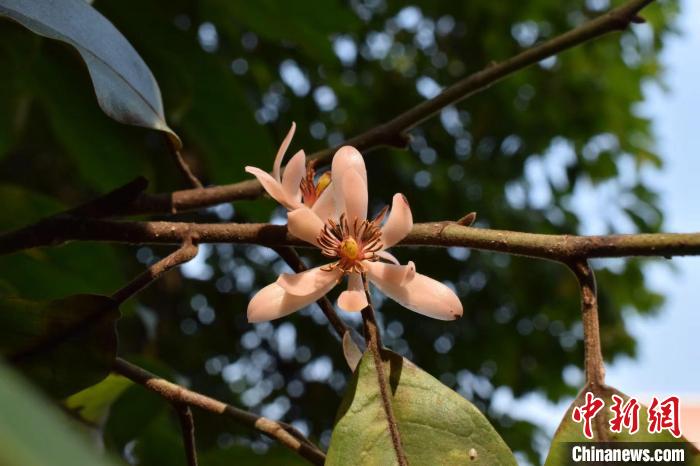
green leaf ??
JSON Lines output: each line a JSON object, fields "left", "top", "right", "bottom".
{"left": 29, "top": 51, "right": 154, "bottom": 190}
{"left": 545, "top": 383, "right": 700, "bottom": 466}
{"left": 64, "top": 374, "right": 132, "bottom": 424}
{"left": 327, "top": 350, "right": 516, "bottom": 465}
{"left": 0, "top": 0, "right": 180, "bottom": 146}
{"left": 0, "top": 294, "right": 120, "bottom": 398}
{"left": 0, "top": 360, "right": 119, "bottom": 466}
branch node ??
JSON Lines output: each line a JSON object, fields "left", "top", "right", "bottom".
{"left": 456, "top": 212, "right": 477, "bottom": 226}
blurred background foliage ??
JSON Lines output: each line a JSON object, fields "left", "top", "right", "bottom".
{"left": 0, "top": 0, "right": 679, "bottom": 463}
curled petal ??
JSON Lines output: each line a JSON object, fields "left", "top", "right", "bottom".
{"left": 381, "top": 193, "right": 413, "bottom": 249}
{"left": 337, "top": 273, "right": 368, "bottom": 312}
{"left": 281, "top": 150, "right": 306, "bottom": 205}
{"left": 247, "top": 278, "right": 337, "bottom": 323}
{"left": 366, "top": 261, "right": 463, "bottom": 320}
{"left": 277, "top": 266, "right": 342, "bottom": 296}
{"left": 273, "top": 122, "right": 296, "bottom": 181}
{"left": 376, "top": 250, "right": 400, "bottom": 265}
{"left": 288, "top": 206, "right": 325, "bottom": 245}
{"left": 245, "top": 166, "right": 292, "bottom": 208}
{"left": 366, "top": 261, "right": 415, "bottom": 287}
{"left": 338, "top": 169, "right": 368, "bottom": 222}
{"left": 311, "top": 183, "right": 335, "bottom": 221}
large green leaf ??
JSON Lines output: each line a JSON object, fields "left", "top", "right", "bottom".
{"left": 0, "top": 360, "right": 118, "bottom": 466}
{"left": 326, "top": 350, "right": 516, "bottom": 465}
{"left": 0, "top": 294, "right": 119, "bottom": 398}
{"left": 545, "top": 383, "right": 700, "bottom": 465}
{"left": 0, "top": 0, "right": 180, "bottom": 146}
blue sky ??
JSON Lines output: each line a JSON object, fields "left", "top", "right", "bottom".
{"left": 606, "top": 0, "right": 700, "bottom": 397}
{"left": 501, "top": 0, "right": 700, "bottom": 459}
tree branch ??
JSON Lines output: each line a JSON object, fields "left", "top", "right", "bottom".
{"left": 3, "top": 217, "right": 700, "bottom": 261}
{"left": 113, "top": 358, "right": 326, "bottom": 466}
{"left": 111, "top": 237, "right": 199, "bottom": 304}
{"left": 175, "top": 404, "right": 199, "bottom": 466}
{"left": 102, "top": 0, "right": 655, "bottom": 216}
{"left": 567, "top": 259, "right": 606, "bottom": 386}
{"left": 361, "top": 274, "right": 408, "bottom": 466}
{"left": 272, "top": 246, "right": 349, "bottom": 339}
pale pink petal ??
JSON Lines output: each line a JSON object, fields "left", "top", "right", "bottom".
{"left": 366, "top": 261, "right": 463, "bottom": 320}
{"left": 245, "top": 166, "right": 292, "bottom": 208}
{"left": 366, "top": 261, "right": 415, "bottom": 287}
{"left": 311, "top": 183, "right": 335, "bottom": 221}
{"left": 273, "top": 122, "right": 296, "bottom": 181}
{"left": 331, "top": 146, "right": 367, "bottom": 218}
{"left": 288, "top": 206, "right": 325, "bottom": 245}
{"left": 331, "top": 146, "right": 367, "bottom": 184}
{"left": 376, "top": 250, "right": 400, "bottom": 265}
{"left": 337, "top": 273, "right": 368, "bottom": 312}
{"left": 281, "top": 150, "right": 306, "bottom": 204}
{"left": 247, "top": 278, "right": 336, "bottom": 323}
{"left": 381, "top": 193, "right": 413, "bottom": 249}
{"left": 339, "top": 169, "right": 368, "bottom": 222}
{"left": 277, "top": 266, "right": 342, "bottom": 296}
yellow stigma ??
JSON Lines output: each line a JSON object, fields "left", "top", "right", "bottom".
{"left": 339, "top": 237, "right": 360, "bottom": 260}
{"left": 316, "top": 172, "right": 332, "bottom": 196}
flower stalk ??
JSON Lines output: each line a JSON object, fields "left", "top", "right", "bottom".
{"left": 361, "top": 273, "right": 409, "bottom": 466}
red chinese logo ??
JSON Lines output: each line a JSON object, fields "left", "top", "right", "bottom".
{"left": 648, "top": 396, "right": 681, "bottom": 438}
{"left": 572, "top": 392, "right": 682, "bottom": 439}
{"left": 572, "top": 392, "right": 605, "bottom": 439}
{"left": 609, "top": 394, "right": 640, "bottom": 434}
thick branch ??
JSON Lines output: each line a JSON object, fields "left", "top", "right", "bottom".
{"left": 361, "top": 275, "right": 408, "bottom": 466}
{"left": 4, "top": 217, "right": 700, "bottom": 260}
{"left": 107, "top": 0, "right": 655, "bottom": 216}
{"left": 113, "top": 358, "right": 326, "bottom": 466}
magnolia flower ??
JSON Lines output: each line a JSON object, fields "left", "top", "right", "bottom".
{"left": 247, "top": 146, "right": 463, "bottom": 323}
{"left": 245, "top": 123, "right": 334, "bottom": 220}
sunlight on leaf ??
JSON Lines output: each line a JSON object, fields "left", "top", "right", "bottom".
{"left": 327, "top": 349, "right": 516, "bottom": 465}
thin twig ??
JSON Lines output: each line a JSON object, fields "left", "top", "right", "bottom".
{"left": 102, "top": 0, "right": 657, "bottom": 215}
{"left": 361, "top": 274, "right": 408, "bottom": 466}
{"left": 165, "top": 134, "right": 203, "bottom": 189}
{"left": 113, "top": 358, "right": 326, "bottom": 465}
{"left": 175, "top": 404, "right": 199, "bottom": 466}
{"left": 273, "top": 246, "right": 348, "bottom": 339}
{"left": 567, "top": 259, "right": 605, "bottom": 386}
{"left": 111, "top": 237, "right": 199, "bottom": 304}
{"left": 4, "top": 217, "right": 700, "bottom": 261}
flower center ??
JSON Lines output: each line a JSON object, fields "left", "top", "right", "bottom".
{"left": 300, "top": 167, "right": 331, "bottom": 207}
{"left": 340, "top": 237, "right": 360, "bottom": 260}
{"left": 317, "top": 213, "right": 384, "bottom": 274}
